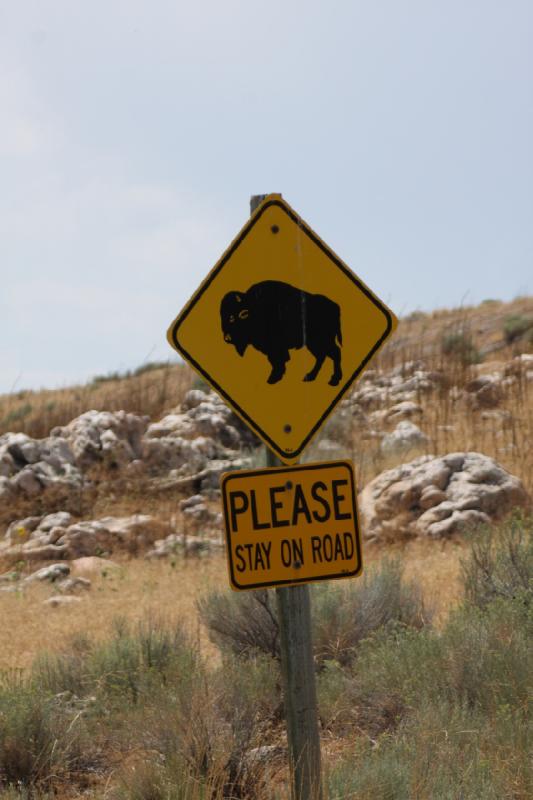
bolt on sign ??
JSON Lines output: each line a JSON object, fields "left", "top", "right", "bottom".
{"left": 167, "top": 194, "right": 397, "bottom": 463}
{"left": 221, "top": 460, "right": 362, "bottom": 591}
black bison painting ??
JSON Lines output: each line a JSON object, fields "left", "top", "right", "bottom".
{"left": 220, "top": 280, "right": 343, "bottom": 386}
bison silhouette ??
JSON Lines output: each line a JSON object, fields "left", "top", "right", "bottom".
{"left": 220, "top": 280, "right": 342, "bottom": 386}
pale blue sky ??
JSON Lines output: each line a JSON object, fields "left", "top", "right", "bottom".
{"left": 1, "top": 1, "right": 531, "bottom": 393}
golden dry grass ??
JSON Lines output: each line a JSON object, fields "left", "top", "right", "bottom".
{"left": 318, "top": 374, "right": 533, "bottom": 508}
{"left": 0, "top": 556, "right": 224, "bottom": 672}
{"left": 0, "top": 297, "right": 531, "bottom": 672}
{"left": 0, "top": 539, "right": 465, "bottom": 672}
{"left": 294, "top": 297, "right": 533, "bottom": 496}
{"left": 378, "top": 295, "right": 533, "bottom": 370}
{"left": 1, "top": 296, "right": 531, "bottom": 440}
{"left": 0, "top": 362, "right": 194, "bottom": 439}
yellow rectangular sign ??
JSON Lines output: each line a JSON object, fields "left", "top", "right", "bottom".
{"left": 221, "top": 461, "right": 362, "bottom": 591}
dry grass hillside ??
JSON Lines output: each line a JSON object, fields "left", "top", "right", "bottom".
{"left": 0, "top": 297, "right": 531, "bottom": 799}
{"left": 1, "top": 296, "right": 532, "bottom": 441}
{"left": 1, "top": 295, "right": 532, "bottom": 610}
{"left": 380, "top": 296, "right": 533, "bottom": 368}
{"left": 0, "top": 360, "right": 194, "bottom": 441}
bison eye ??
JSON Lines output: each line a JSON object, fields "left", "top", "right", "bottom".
{"left": 238, "top": 309, "right": 249, "bottom": 320}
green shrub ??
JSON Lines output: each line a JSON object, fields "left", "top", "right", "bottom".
{"left": 462, "top": 513, "right": 532, "bottom": 609}
{"left": 13, "top": 532, "right": 531, "bottom": 799}
{"left": 132, "top": 360, "right": 178, "bottom": 377}
{"left": 327, "top": 700, "right": 526, "bottom": 800}
{"left": 90, "top": 370, "right": 126, "bottom": 385}
{"left": 112, "top": 755, "right": 202, "bottom": 800}
{"left": 312, "top": 559, "right": 429, "bottom": 666}
{"left": 34, "top": 617, "right": 198, "bottom": 707}
{"left": 441, "top": 331, "right": 481, "bottom": 365}
{"left": 89, "top": 361, "right": 180, "bottom": 386}
{"left": 353, "top": 596, "right": 531, "bottom": 712}
{"left": 503, "top": 314, "right": 533, "bottom": 344}
{"left": 111, "top": 652, "right": 279, "bottom": 800}
{"left": 192, "top": 375, "right": 211, "bottom": 393}
{"left": 2, "top": 403, "right": 33, "bottom": 427}
{"left": 317, "top": 658, "right": 380, "bottom": 733}
{"left": 199, "top": 560, "right": 429, "bottom": 666}
{"left": 88, "top": 617, "right": 196, "bottom": 703}
{"left": 198, "top": 589, "right": 280, "bottom": 659}
{"left": 212, "top": 651, "right": 281, "bottom": 732}
{"left": 33, "top": 633, "right": 91, "bottom": 698}
{"left": 0, "top": 675, "right": 92, "bottom": 792}
{"left": 403, "top": 310, "right": 426, "bottom": 321}
{"left": 33, "top": 617, "right": 274, "bottom": 798}
{"left": 324, "top": 592, "right": 531, "bottom": 797}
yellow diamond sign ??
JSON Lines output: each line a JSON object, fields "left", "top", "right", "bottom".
{"left": 167, "top": 194, "right": 397, "bottom": 462}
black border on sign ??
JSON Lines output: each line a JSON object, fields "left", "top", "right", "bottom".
{"left": 221, "top": 460, "right": 362, "bottom": 591}
{"left": 170, "top": 198, "right": 394, "bottom": 462}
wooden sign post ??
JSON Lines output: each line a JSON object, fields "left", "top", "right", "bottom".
{"left": 167, "top": 193, "right": 397, "bottom": 800}
{"left": 276, "top": 582, "right": 322, "bottom": 800}
{"left": 269, "top": 453, "right": 323, "bottom": 800}
{"left": 250, "top": 194, "right": 321, "bottom": 800}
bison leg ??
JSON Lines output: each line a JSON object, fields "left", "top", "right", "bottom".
{"left": 328, "top": 344, "right": 342, "bottom": 386}
{"left": 304, "top": 353, "right": 325, "bottom": 382}
{"left": 267, "top": 351, "right": 289, "bottom": 384}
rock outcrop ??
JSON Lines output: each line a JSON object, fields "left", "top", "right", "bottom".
{"left": 359, "top": 452, "right": 529, "bottom": 540}
{"left": 142, "top": 388, "right": 256, "bottom": 472}
{"left": 1, "top": 513, "right": 172, "bottom": 560}
{"left": 52, "top": 410, "right": 149, "bottom": 469}
{"left": 1, "top": 356, "right": 531, "bottom": 558}
{"left": 0, "top": 432, "right": 82, "bottom": 503}
{"left": 0, "top": 389, "right": 257, "bottom": 507}
{"left": 381, "top": 421, "right": 428, "bottom": 456}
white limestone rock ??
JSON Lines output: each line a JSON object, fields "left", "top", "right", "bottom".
{"left": 385, "top": 401, "right": 423, "bottom": 423}
{"left": 179, "top": 492, "right": 222, "bottom": 527}
{"left": 24, "top": 563, "right": 70, "bottom": 584}
{"left": 179, "top": 494, "right": 205, "bottom": 511}
{"left": 381, "top": 421, "right": 428, "bottom": 456}
{"left": 39, "top": 511, "right": 73, "bottom": 531}
{"left": 359, "top": 452, "right": 529, "bottom": 541}
{"left": 0, "top": 430, "right": 82, "bottom": 501}
{"left": 6, "top": 516, "right": 42, "bottom": 543}
{"left": 0, "top": 451, "right": 16, "bottom": 477}
{"left": 52, "top": 409, "right": 149, "bottom": 469}
{"left": 56, "top": 514, "right": 173, "bottom": 558}
{"left": 145, "top": 393, "right": 246, "bottom": 466}
{"left": 2, "top": 512, "right": 172, "bottom": 561}
{"left": 10, "top": 467, "right": 43, "bottom": 496}
{"left": 44, "top": 595, "right": 82, "bottom": 608}
{"left": 182, "top": 503, "right": 221, "bottom": 525}
{"left": 69, "top": 556, "right": 120, "bottom": 576}
{"left": 181, "top": 388, "right": 209, "bottom": 410}
{"left": 56, "top": 577, "right": 91, "bottom": 593}
{"left": 146, "top": 532, "right": 223, "bottom": 559}
{"left": 146, "top": 415, "right": 196, "bottom": 439}
{"left": 142, "top": 434, "right": 218, "bottom": 473}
